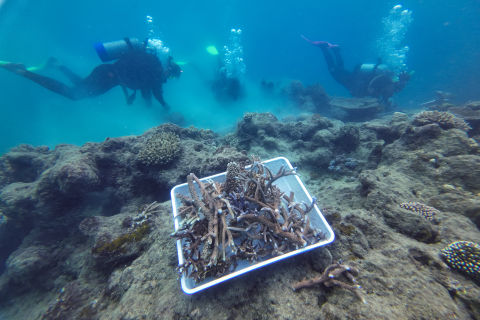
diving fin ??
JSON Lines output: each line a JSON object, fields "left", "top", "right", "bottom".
{"left": 27, "top": 57, "right": 59, "bottom": 72}
{"left": 0, "top": 60, "right": 27, "bottom": 74}
{"left": 206, "top": 45, "right": 219, "bottom": 55}
{"left": 0, "top": 58, "right": 59, "bottom": 73}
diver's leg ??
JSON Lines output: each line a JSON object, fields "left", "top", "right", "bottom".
{"left": 1, "top": 62, "right": 27, "bottom": 73}
{"left": 77, "top": 64, "right": 119, "bottom": 98}
{"left": 1, "top": 62, "right": 78, "bottom": 99}
{"left": 121, "top": 85, "right": 137, "bottom": 104}
{"left": 141, "top": 89, "right": 152, "bottom": 106}
{"left": 57, "top": 65, "right": 83, "bottom": 85}
{"left": 327, "top": 47, "right": 356, "bottom": 93}
{"left": 301, "top": 35, "right": 338, "bottom": 49}
{"left": 300, "top": 34, "right": 335, "bottom": 70}
{"left": 23, "top": 71, "right": 79, "bottom": 99}
{"left": 152, "top": 86, "right": 169, "bottom": 110}
{"left": 332, "top": 47, "right": 344, "bottom": 69}
{"left": 42, "top": 57, "right": 82, "bottom": 85}
{"left": 319, "top": 47, "right": 337, "bottom": 74}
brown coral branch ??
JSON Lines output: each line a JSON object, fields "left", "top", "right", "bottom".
{"left": 187, "top": 173, "right": 210, "bottom": 217}
{"left": 237, "top": 214, "right": 305, "bottom": 245}
{"left": 292, "top": 262, "right": 365, "bottom": 303}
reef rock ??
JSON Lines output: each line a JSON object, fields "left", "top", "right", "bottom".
{"left": 5, "top": 245, "right": 53, "bottom": 287}
{"left": 429, "top": 191, "right": 480, "bottom": 228}
{"left": 383, "top": 207, "right": 440, "bottom": 243}
{"left": 450, "top": 103, "right": 480, "bottom": 138}
{"left": 330, "top": 97, "right": 384, "bottom": 121}
{"left": 363, "top": 112, "right": 409, "bottom": 144}
{"left": 0, "top": 111, "right": 479, "bottom": 320}
{"left": 283, "top": 80, "right": 330, "bottom": 113}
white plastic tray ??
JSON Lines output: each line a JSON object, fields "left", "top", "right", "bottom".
{"left": 170, "top": 157, "right": 335, "bottom": 294}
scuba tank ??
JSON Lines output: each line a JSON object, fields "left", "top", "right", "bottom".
{"left": 94, "top": 38, "right": 145, "bottom": 62}
{"left": 359, "top": 63, "right": 388, "bottom": 73}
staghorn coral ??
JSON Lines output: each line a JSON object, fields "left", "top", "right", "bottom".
{"left": 138, "top": 132, "right": 181, "bottom": 166}
{"left": 224, "top": 161, "right": 242, "bottom": 194}
{"left": 413, "top": 111, "right": 471, "bottom": 131}
{"left": 122, "top": 201, "right": 162, "bottom": 229}
{"left": 440, "top": 241, "right": 480, "bottom": 282}
{"left": 400, "top": 202, "right": 439, "bottom": 221}
{"left": 292, "top": 262, "right": 365, "bottom": 303}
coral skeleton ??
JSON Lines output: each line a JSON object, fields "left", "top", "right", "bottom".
{"left": 171, "top": 159, "right": 324, "bottom": 282}
{"left": 292, "top": 262, "right": 365, "bottom": 303}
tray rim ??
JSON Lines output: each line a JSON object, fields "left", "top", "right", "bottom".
{"left": 170, "top": 156, "right": 335, "bottom": 294}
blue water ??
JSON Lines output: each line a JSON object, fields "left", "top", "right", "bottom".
{"left": 0, "top": 0, "right": 479, "bottom": 153}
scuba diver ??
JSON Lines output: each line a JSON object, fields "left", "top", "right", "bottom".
{"left": 209, "top": 28, "right": 246, "bottom": 102}
{"left": 302, "top": 35, "right": 410, "bottom": 106}
{"left": 211, "top": 64, "right": 244, "bottom": 101}
{"left": 0, "top": 38, "right": 182, "bottom": 108}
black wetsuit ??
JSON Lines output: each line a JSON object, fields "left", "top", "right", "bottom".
{"left": 319, "top": 46, "right": 408, "bottom": 104}
{"left": 2, "top": 49, "right": 169, "bottom": 107}
{"left": 211, "top": 68, "right": 243, "bottom": 101}
{"left": 318, "top": 46, "right": 353, "bottom": 93}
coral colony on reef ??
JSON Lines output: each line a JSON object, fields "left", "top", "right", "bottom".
{"left": 441, "top": 241, "right": 480, "bottom": 283}
{"left": 138, "top": 132, "right": 181, "bottom": 166}
{"left": 413, "top": 111, "right": 472, "bottom": 131}
{"left": 399, "top": 202, "right": 439, "bottom": 221}
{"left": 171, "top": 159, "right": 323, "bottom": 282}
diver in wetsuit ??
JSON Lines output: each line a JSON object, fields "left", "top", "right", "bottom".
{"left": 211, "top": 65, "right": 244, "bottom": 101}
{"left": 302, "top": 35, "right": 410, "bottom": 105}
{"left": 0, "top": 38, "right": 182, "bottom": 108}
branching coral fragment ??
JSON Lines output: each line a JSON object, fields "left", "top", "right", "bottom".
{"left": 292, "top": 262, "right": 365, "bottom": 303}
